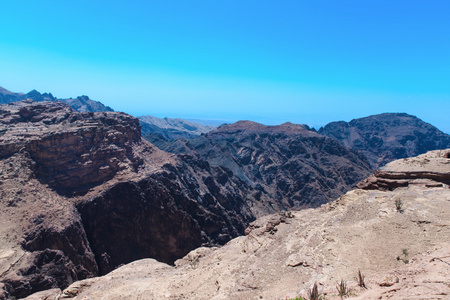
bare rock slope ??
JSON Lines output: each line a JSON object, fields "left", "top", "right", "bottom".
{"left": 39, "top": 149, "right": 450, "bottom": 300}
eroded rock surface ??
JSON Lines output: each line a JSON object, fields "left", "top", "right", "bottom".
{"left": 30, "top": 150, "right": 449, "bottom": 299}
{"left": 0, "top": 100, "right": 142, "bottom": 196}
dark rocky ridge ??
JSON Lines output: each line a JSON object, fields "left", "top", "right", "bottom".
{"left": 0, "top": 86, "right": 113, "bottom": 112}
{"left": 155, "top": 121, "right": 373, "bottom": 209}
{"left": 318, "top": 113, "right": 450, "bottom": 168}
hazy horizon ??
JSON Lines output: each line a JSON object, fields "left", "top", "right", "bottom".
{"left": 1, "top": 1, "right": 449, "bottom": 133}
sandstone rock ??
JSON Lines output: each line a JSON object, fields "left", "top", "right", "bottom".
{"left": 357, "top": 149, "right": 450, "bottom": 190}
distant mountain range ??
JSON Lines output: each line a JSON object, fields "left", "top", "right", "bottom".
{"left": 138, "top": 115, "right": 216, "bottom": 140}
{"left": 2, "top": 85, "right": 450, "bottom": 170}
{"left": 0, "top": 86, "right": 113, "bottom": 112}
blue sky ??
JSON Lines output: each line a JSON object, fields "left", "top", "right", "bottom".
{"left": 1, "top": 1, "right": 449, "bottom": 132}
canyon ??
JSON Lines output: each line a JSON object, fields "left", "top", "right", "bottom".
{"left": 0, "top": 97, "right": 449, "bottom": 299}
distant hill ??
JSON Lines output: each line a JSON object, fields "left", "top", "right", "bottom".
{"left": 185, "top": 119, "right": 227, "bottom": 127}
{"left": 318, "top": 113, "right": 450, "bottom": 168}
{"left": 138, "top": 115, "right": 216, "bottom": 140}
{"left": 0, "top": 86, "right": 113, "bottom": 112}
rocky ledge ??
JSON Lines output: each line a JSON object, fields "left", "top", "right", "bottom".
{"left": 357, "top": 149, "right": 450, "bottom": 190}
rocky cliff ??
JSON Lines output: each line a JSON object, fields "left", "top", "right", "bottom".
{"left": 30, "top": 149, "right": 449, "bottom": 300}
{"left": 319, "top": 113, "right": 450, "bottom": 168}
{"left": 0, "top": 101, "right": 262, "bottom": 298}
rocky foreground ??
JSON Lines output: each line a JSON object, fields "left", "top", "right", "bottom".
{"left": 20, "top": 149, "right": 450, "bottom": 299}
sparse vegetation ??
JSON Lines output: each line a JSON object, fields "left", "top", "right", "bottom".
{"left": 397, "top": 248, "right": 410, "bottom": 264}
{"left": 336, "top": 279, "right": 349, "bottom": 298}
{"left": 307, "top": 282, "right": 321, "bottom": 300}
{"left": 395, "top": 198, "right": 403, "bottom": 212}
{"left": 356, "top": 269, "right": 367, "bottom": 289}
{"left": 285, "top": 211, "right": 294, "bottom": 218}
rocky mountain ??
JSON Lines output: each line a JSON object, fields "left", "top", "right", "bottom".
{"left": 156, "top": 121, "right": 373, "bottom": 209}
{"left": 138, "top": 115, "right": 215, "bottom": 140}
{"left": 23, "top": 149, "right": 450, "bottom": 299}
{"left": 0, "top": 100, "right": 261, "bottom": 298}
{"left": 319, "top": 113, "right": 450, "bottom": 168}
{"left": 0, "top": 86, "right": 113, "bottom": 112}
{"left": 0, "top": 101, "right": 375, "bottom": 298}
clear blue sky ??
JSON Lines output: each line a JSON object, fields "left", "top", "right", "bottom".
{"left": 1, "top": 1, "right": 449, "bottom": 132}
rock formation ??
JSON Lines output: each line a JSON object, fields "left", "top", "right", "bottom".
{"left": 319, "top": 113, "right": 450, "bottom": 168}
{"left": 2, "top": 99, "right": 447, "bottom": 299}
{"left": 25, "top": 149, "right": 449, "bottom": 299}
{"left": 357, "top": 149, "right": 450, "bottom": 191}
{"left": 0, "top": 101, "right": 260, "bottom": 298}
{"left": 156, "top": 121, "right": 373, "bottom": 209}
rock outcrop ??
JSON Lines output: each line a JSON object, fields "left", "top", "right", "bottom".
{"left": 357, "top": 149, "right": 450, "bottom": 190}
{"left": 28, "top": 150, "right": 449, "bottom": 300}
{"left": 319, "top": 113, "right": 450, "bottom": 168}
